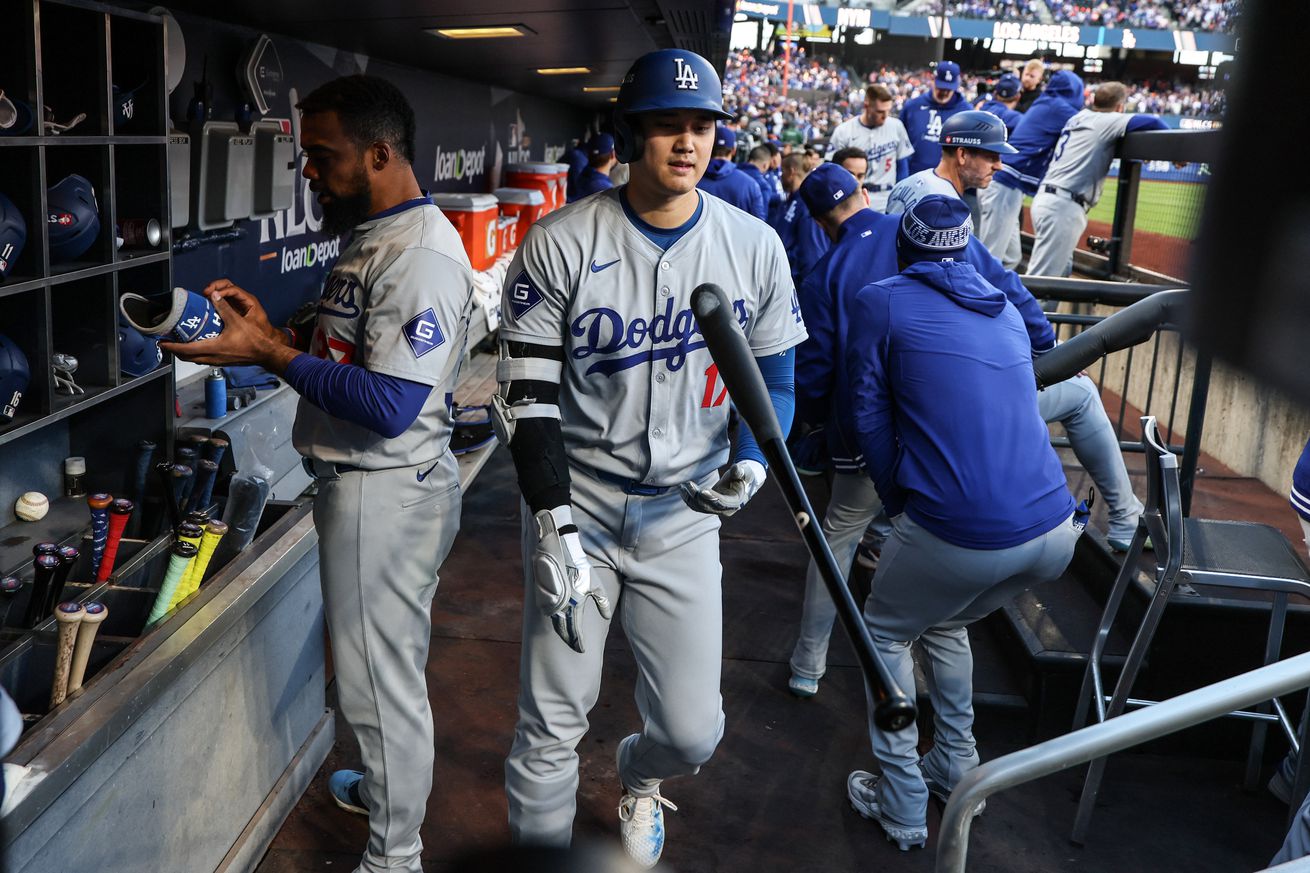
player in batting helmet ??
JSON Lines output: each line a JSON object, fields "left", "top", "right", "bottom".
{"left": 0, "top": 333, "right": 30, "bottom": 422}
{"left": 613, "top": 49, "right": 732, "bottom": 164}
{"left": 940, "top": 110, "right": 1019, "bottom": 155}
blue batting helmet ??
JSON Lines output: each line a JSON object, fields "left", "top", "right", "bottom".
{"left": 613, "top": 49, "right": 732, "bottom": 164}
{"left": 0, "top": 192, "right": 27, "bottom": 281}
{"left": 940, "top": 110, "right": 1018, "bottom": 155}
{"left": 118, "top": 316, "right": 163, "bottom": 378}
{"left": 0, "top": 333, "right": 30, "bottom": 422}
{"left": 47, "top": 174, "right": 102, "bottom": 263}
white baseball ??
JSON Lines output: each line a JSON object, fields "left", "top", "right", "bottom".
{"left": 15, "top": 491, "right": 49, "bottom": 521}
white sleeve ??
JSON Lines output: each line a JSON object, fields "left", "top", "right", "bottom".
{"left": 747, "top": 233, "right": 808, "bottom": 356}
{"left": 825, "top": 124, "right": 848, "bottom": 158}
{"left": 895, "top": 120, "right": 916, "bottom": 160}
{"left": 499, "top": 223, "right": 572, "bottom": 347}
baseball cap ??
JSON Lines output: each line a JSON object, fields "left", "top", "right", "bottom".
{"left": 587, "top": 133, "right": 615, "bottom": 156}
{"left": 896, "top": 195, "right": 973, "bottom": 264}
{"left": 715, "top": 123, "right": 736, "bottom": 150}
{"left": 799, "top": 163, "right": 860, "bottom": 217}
{"left": 935, "top": 61, "right": 962, "bottom": 92}
{"left": 994, "top": 73, "right": 1021, "bottom": 100}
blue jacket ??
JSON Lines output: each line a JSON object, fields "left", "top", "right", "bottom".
{"left": 976, "top": 98, "right": 1024, "bottom": 137}
{"left": 795, "top": 208, "right": 1057, "bottom": 471}
{"left": 846, "top": 260, "right": 1075, "bottom": 549}
{"left": 772, "top": 194, "right": 830, "bottom": 287}
{"left": 698, "top": 159, "right": 766, "bottom": 220}
{"left": 739, "top": 163, "right": 782, "bottom": 222}
{"left": 901, "top": 90, "right": 973, "bottom": 176}
{"left": 564, "top": 147, "right": 589, "bottom": 200}
{"left": 570, "top": 166, "right": 613, "bottom": 201}
{"left": 764, "top": 168, "right": 785, "bottom": 223}
{"left": 994, "top": 70, "right": 1086, "bottom": 196}
{"left": 1293, "top": 438, "right": 1310, "bottom": 522}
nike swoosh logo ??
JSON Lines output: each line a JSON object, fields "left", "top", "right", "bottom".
{"left": 416, "top": 461, "right": 440, "bottom": 482}
{"left": 590, "top": 258, "right": 621, "bottom": 273}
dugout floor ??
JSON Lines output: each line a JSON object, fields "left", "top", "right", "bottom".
{"left": 253, "top": 441, "right": 1304, "bottom": 873}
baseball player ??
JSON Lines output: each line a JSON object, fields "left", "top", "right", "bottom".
{"left": 787, "top": 163, "right": 1061, "bottom": 698}
{"left": 496, "top": 49, "right": 805, "bottom": 868}
{"left": 738, "top": 144, "right": 782, "bottom": 219}
{"left": 1027, "top": 81, "right": 1170, "bottom": 278}
{"left": 772, "top": 153, "right": 830, "bottom": 286}
{"left": 825, "top": 84, "right": 915, "bottom": 212}
{"left": 976, "top": 70, "right": 1084, "bottom": 270}
{"left": 975, "top": 73, "right": 1023, "bottom": 136}
{"left": 844, "top": 195, "right": 1082, "bottom": 851}
{"left": 900, "top": 61, "right": 973, "bottom": 177}
{"left": 568, "top": 134, "right": 617, "bottom": 202}
{"left": 880, "top": 111, "right": 1148, "bottom": 554}
{"left": 696, "top": 123, "right": 766, "bottom": 219}
{"left": 163, "top": 76, "right": 474, "bottom": 873}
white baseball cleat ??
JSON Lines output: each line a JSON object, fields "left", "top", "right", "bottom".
{"left": 846, "top": 770, "right": 927, "bottom": 852}
{"left": 788, "top": 673, "right": 819, "bottom": 698}
{"left": 616, "top": 734, "right": 678, "bottom": 869}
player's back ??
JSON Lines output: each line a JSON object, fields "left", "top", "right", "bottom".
{"left": 1040, "top": 109, "right": 1135, "bottom": 203}
{"left": 886, "top": 169, "right": 959, "bottom": 215}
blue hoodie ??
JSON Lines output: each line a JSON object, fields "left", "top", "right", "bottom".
{"left": 739, "top": 162, "right": 782, "bottom": 221}
{"left": 773, "top": 194, "right": 830, "bottom": 287}
{"left": 795, "top": 208, "right": 1056, "bottom": 470}
{"left": 1293, "top": 437, "right": 1310, "bottom": 522}
{"left": 975, "top": 98, "right": 1023, "bottom": 137}
{"left": 846, "top": 260, "right": 1075, "bottom": 549}
{"left": 901, "top": 89, "right": 974, "bottom": 176}
{"left": 698, "top": 158, "right": 767, "bottom": 220}
{"left": 994, "top": 70, "right": 1086, "bottom": 195}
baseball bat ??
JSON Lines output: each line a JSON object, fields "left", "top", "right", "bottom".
{"left": 23, "top": 554, "right": 62, "bottom": 628}
{"left": 204, "top": 437, "right": 229, "bottom": 466}
{"left": 690, "top": 283, "right": 915, "bottom": 733}
{"left": 147, "top": 541, "right": 198, "bottom": 627}
{"left": 51, "top": 601, "right": 85, "bottom": 708}
{"left": 155, "top": 461, "right": 182, "bottom": 535}
{"left": 1032, "top": 289, "right": 1189, "bottom": 389}
{"left": 66, "top": 601, "right": 107, "bottom": 695}
{"left": 46, "top": 545, "right": 79, "bottom": 617}
{"left": 127, "top": 440, "right": 155, "bottom": 537}
{"left": 189, "top": 459, "right": 219, "bottom": 513}
{"left": 88, "top": 493, "right": 112, "bottom": 576}
{"left": 0, "top": 575, "right": 21, "bottom": 627}
{"left": 95, "top": 499, "right": 134, "bottom": 584}
{"left": 169, "top": 522, "right": 204, "bottom": 609}
{"left": 33, "top": 541, "right": 59, "bottom": 559}
{"left": 183, "top": 520, "right": 227, "bottom": 597}
{"left": 175, "top": 445, "right": 198, "bottom": 468}
{"left": 170, "top": 465, "right": 193, "bottom": 521}
{"left": 186, "top": 510, "right": 211, "bottom": 527}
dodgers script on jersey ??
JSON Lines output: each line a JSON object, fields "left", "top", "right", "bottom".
{"left": 825, "top": 116, "right": 915, "bottom": 189}
{"left": 1041, "top": 109, "right": 1137, "bottom": 206}
{"left": 293, "top": 202, "right": 476, "bottom": 470}
{"left": 885, "top": 168, "right": 961, "bottom": 214}
{"left": 500, "top": 189, "right": 806, "bottom": 486}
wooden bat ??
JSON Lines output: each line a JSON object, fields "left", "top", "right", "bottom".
{"left": 154, "top": 461, "right": 182, "bottom": 535}
{"left": 147, "top": 541, "right": 198, "bottom": 627}
{"left": 170, "top": 465, "right": 193, "bottom": 524}
{"left": 95, "top": 499, "right": 134, "bottom": 583}
{"left": 33, "top": 541, "right": 59, "bottom": 558}
{"left": 66, "top": 601, "right": 108, "bottom": 695}
{"left": 205, "top": 437, "right": 229, "bottom": 466}
{"left": 23, "top": 554, "right": 62, "bottom": 628}
{"left": 189, "top": 459, "right": 220, "bottom": 513}
{"left": 126, "top": 440, "right": 155, "bottom": 538}
{"left": 87, "top": 493, "right": 112, "bottom": 577}
{"left": 51, "top": 601, "right": 85, "bottom": 708}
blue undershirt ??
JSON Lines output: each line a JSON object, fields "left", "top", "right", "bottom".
{"left": 733, "top": 348, "right": 796, "bottom": 467}
{"left": 284, "top": 355, "right": 431, "bottom": 439}
{"left": 620, "top": 189, "right": 705, "bottom": 251}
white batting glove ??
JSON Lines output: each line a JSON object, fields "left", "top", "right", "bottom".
{"left": 679, "top": 460, "right": 767, "bottom": 517}
{"left": 531, "top": 507, "right": 613, "bottom": 654}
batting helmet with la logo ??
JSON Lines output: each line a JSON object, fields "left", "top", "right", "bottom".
{"left": 612, "top": 49, "right": 731, "bottom": 163}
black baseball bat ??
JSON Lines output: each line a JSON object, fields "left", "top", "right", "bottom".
{"left": 690, "top": 283, "right": 915, "bottom": 732}
{"left": 23, "top": 554, "right": 62, "bottom": 628}
{"left": 1033, "top": 289, "right": 1188, "bottom": 388}
{"left": 127, "top": 439, "right": 155, "bottom": 537}
{"left": 155, "top": 461, "right": 183, "bottom": 535}
{"left": 0, "top": 576, "right": 21, "bottom": 628}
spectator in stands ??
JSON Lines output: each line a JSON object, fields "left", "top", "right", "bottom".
{"left": 782, "top": 120, "right": 805, "bottom": 149}
{"left": 804, "top": 146, "right": 824, "bottom": 172}
{"left": 976, "top": 73, "right": 1024, "bottom": 136}
{"left": 1018, "top": 59, "right": 1046, "bottom": 113}
{"left": 902, "top": 61, "right": 974, "bottom": 177}
{"left": 569, "top": 134, "right": 617, "bottom": 202}
{"left": 740, "top": 144, "right": 783, "bottom": 221}
{"left": 697, "top": 124, "right": 767, "bottom": 220}
{"left": 773, "top": 153, "right": 831, "bottom": 286}
{"left": 826, "top": 83, "right": 916, "bottom": 211}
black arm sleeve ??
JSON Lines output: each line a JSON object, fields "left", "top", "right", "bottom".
{"left": 503, "top": 341, "right": 573, "bottom": 518}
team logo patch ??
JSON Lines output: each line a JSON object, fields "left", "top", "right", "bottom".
{"left": 403, "top": 308, "right": 446, "bottom": 358}
{"left": 673, "top": 58, "right": 700, "bottom": 91}
{"left": 508, "top": 270, "right": 543, "bottom": 319}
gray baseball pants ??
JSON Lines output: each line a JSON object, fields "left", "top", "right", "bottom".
{"left": 1027, "top": 190, "right": 1088, "bottom": 278}
{"left": 505, "top": 466, "right": 726, "bottom": 846}
{"left": 863, "top": 512, "right": 1080, "bottom": 830}
{"left": 313, "top": 453, "right": 462, "bottom": 873}
{"left": 977, "top": 182, "right": 1024, "bottom": 270}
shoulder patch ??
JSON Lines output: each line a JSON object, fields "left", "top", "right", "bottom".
{"left": 507, "top": 270, "right": 544, "bottom": 320}
{"left": 402, "top": 308, "right": 446, "bottom": 358}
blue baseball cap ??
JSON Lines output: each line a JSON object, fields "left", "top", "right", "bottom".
{"left": 935, "top": 61, "right": 962, "bottom": 92}
{"left": 994, "top": 73, "right": 1021, "bottom": 100}
{"left": 587, "top": 133, "right": 615, "bottom": 156}
{"left": 799, "top": 163, "right": 860, "bottom": 217}
{"left": 715, "top": 123, "right": 736, "bottom": 150}
{"left": 896, "top": 195, "right": 973, "bottom": 264}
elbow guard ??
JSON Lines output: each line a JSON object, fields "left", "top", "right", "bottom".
{"left": 490, "top": 340, "right": 564, "bottom": 444}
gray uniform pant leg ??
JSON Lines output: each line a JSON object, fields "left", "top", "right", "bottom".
{"left": 789, "top": 471, "right": 883, "bottom": 680}
{"left": 314, "top": 457, "right": 462, "bottom": 873}
{"left": 1038, "top": 375, "right": 1143, "bottom": 542}
{"left": 1027, "top": 191, "right": 1086, "bottom": 278}
{"left": 862, "top": 513, "right": 1080, "bottom": 828}
{"left": 505, "top": 472, "right": 725, "bottom": 845}
{"left": 1272, "top": 789, "right": 1310, "bottom": 866}
{"left": 977, "top": 183, "right": 1024, "bottom": 270}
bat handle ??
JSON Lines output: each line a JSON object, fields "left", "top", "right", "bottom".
{"left": 23, "top": 555, "right": 61, "bottom": 628}
{"left": 45, "top": 547, "right": 79, "bottom": 617}
{"left": 96, "top": 500, "right": 134, "bottom": 584}
{"left": 127, "top": 440, "right": 155, "bottom": 538}
{"left": 51, "top": 602, "right": 86, "bottom": 708}
{"left": 148, "top": 542, "right": 198, "bottom": 627}
{"left": 67, "top": 601, "right": 108, "bottom": 695}
{"left": 155, "top": 461, "right": 182, "bottom": 535}
{"left": 186, "top": 522, "right": 227, "bottom": 597}
{"left": 190, "top": 459, "right": 219, "bottom": 514}
{"left": 0, "top": 576, "right": 21, "bottom": 628}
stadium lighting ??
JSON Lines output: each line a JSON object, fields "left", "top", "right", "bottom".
{"left": 427, "top": 25, "right": 534, "bottom": 39}
{"left": 583, "top": 86, "right": 620, "bottom": 93}
{"left": 537, "top": 67, "right": 591, "bottom": 75}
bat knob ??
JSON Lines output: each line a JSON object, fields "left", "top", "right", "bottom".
{"left": 873, "top": 697, "right": 918, "bottom": 733}
{"left": 1, "top": 576, "right": 21, "bottom": 594}
{"left": 55, "top": 601, "right": 85, "bottom": 623}
{"left": 691, "top": 283, "right": 728, "bottom": 320}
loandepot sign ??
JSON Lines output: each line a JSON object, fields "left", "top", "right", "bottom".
{"left": 434, "top": 145, "right": 488, "bottom": 183}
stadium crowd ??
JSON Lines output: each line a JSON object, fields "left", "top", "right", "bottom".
{"left": 928, "top": 0, "right": 1238, "bottom": 32}
{"left": 943, "top": 0, "right": 1043, "bottom": 21}
{"left": 1046, "top": 0, "right": 1173, "bottom": 29}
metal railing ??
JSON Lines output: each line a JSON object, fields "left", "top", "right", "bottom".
{"left": 936, "top": 650, "right": 1310, "bottom": 873}
{"left": 1023, "top": 276, "right": 1211, "bottom": 514}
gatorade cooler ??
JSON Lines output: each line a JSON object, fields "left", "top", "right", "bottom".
{"left": 504, "top": 162, "right": 570, "bottom": 212}
{"left": 495, "top": 187, "right": 548, "bottom": 243}
{"left": 432, "top": 193, "right": 499, "bottom": 272}
{"left": 498, "top": 215, "right": 519, "bottom": 254}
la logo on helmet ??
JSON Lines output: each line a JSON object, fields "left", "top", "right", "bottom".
{"left": 673, "top": 58, "right": 699, "bottom": 91}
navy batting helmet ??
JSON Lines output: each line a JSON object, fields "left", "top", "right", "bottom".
{"left": 47, "top": 174, "right": 101, "bottom": 263}
{"left": 118, "top": 316, "right": 163, "bottom": 378}
{"left": 0, "top": 333, "right": 30, "bottom": 423}
{"left": 0, "top": 192, "right": 27, "bottom": 281}
{"left": 613, "top": 49, "right": 732, "bottom": 164}
{"left": 940, "top": 110, "right": 1017, "bottom": 155}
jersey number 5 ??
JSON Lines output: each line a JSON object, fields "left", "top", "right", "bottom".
{"left": 701, "top": 363, "right": 729, "bottom": 409}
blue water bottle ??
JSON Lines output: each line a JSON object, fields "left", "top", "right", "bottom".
{"left": 205, "top": 368, "right": 227, "bottom": 419}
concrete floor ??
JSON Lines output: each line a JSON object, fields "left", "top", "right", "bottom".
{"left": 255, "top": 447, "right": 1302, "bottom": 873}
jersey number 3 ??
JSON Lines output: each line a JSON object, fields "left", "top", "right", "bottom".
{"left": 701, "top": 363, "right": 729, "bottom": 409}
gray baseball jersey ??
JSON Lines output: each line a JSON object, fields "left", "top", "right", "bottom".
{"left": 292, "top": 203, "right": 476, "bottom": 468}
{"left": 885, "top": 168, "right": 961, "bottom": 215}
{"left": 1040, "top": 109, "right": 1136, "bottom": 207}
{"left": 825, "top": 116, "right": 915, "bottom": 190}
{"left": 499, "top": 188, "right": 806, "bottom": 486}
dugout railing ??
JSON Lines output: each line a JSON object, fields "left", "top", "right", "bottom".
{"left": 1024, "top": 276, "right": 1210, "bottom": 515}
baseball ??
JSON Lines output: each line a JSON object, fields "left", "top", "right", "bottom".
{"left": 15, "top": 491, "right": 49, "bottom": 521}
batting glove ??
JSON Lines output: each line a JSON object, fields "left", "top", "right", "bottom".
{"left": 679, "top": 460, "right": 767, "bottom": 517}
{"left": 531, "top": 506, "right": 613, "bottom": 654}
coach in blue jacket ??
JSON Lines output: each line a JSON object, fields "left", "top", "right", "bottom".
{"left": 696, "top": 124, "right": 766, "bottom": 219}
{"left": 842, "top": 195, "right": 1081, "bottom": 852}
{"left": 901, "top": 61, "right": 974, "bottom": 177}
